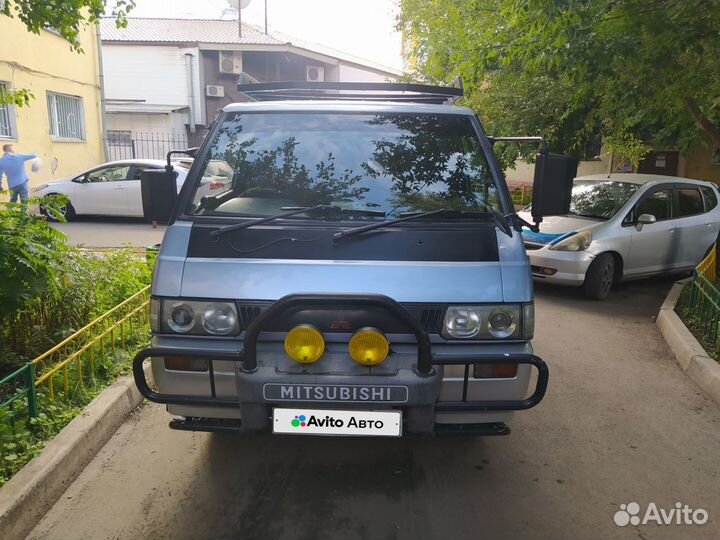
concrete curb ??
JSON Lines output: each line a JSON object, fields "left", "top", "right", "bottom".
{"left": 0, "top": 367, "right": 149, "bottom": 540}
{"left": 656, "top": 278, "right": 720, "bottom": 405}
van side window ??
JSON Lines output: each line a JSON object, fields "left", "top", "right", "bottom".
{"left": 676, "top": 188, "right": 704, "bottom": 217}
{"left": 636, "top": 189, "right": 672, "bottom": 220}
{"left": 700, "top": 186, "right": 718, "bottom": 211}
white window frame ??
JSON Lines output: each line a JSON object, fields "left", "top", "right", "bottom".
{"left": 0, "top": 82, "right": 17, "bottom": 140}
{"left": 47, "top": 91, "right": 86, "bottom": 141}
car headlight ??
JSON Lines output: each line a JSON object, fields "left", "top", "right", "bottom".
{"left": 549, "top": 230, "right": 592, "bottom": 251}
{"left": 153, "top": 298, "right": 240, "bottom": 336}
{"left": 168, "top": 303, "right": 195, "bottom": 333}
{"left": 444, "top": 307, "right": 482, "bottom": 338}
{"left": 32, "top": 184, "right": 49, "bottom": 192}
{"left": 201, "top": 303, "right": 239, "bottom": 335}
{"left": 443, "top": 305, "right": 532, "bottom": 340}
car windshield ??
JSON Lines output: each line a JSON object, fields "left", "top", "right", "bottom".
{"left": 569, "top": 180, "right": 639, "bottom": 219}
{"left": 188, "top": 112, "right": 501, "bottom": 219}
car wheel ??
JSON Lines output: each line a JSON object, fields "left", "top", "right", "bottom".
{"left": 583, "top": 253, "right": 615, "bottom": 300}
{"left": 41, "top": 194, "right": 76, "bottom": 222}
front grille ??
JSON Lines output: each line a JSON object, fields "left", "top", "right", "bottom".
{"left": 238, "top": 305, "right": 263, "bottom": 329}
{"left": 235, "top": 302, "right": 446, "bottom": 334}
{"left": 420, "top": 308, "right": 444, "bottom": 333}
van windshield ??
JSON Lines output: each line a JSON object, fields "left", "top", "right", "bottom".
{"left": 188, "top": 112, "right": 501, "bottom": 219}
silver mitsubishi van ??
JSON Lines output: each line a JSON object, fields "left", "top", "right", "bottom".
{"left": 133, "top": 82, "right": 567, "bottom": 437}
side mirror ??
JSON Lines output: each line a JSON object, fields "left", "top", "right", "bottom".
{"left": 140, "top": 167, "right": 178, "bottom": 224}
{"left": 636, "top": 213, "right": 656, "bottom": 231}
{"left": 531, "top": 152, "right": 578, "bottom": 225}
{"left": 72, "top": 176, "right": 87, "bottom": 184}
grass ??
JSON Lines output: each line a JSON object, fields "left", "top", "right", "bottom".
{"left": 674, "top": 284, "right": 720, "bottom": 363}
{"left": 0, "top": 330, "right": 149, "bottom": 487}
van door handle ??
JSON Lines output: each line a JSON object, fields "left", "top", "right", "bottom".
{"left": 669, "top": 227, "right": 678, "bottom": 233}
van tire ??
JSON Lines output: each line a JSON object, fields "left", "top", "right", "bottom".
{"left": 583, "top": 253, "right": 615, "bottom": 300}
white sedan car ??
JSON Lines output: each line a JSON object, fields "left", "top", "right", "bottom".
{"left": 32, "top": 159, "right": 198, "bottom": 220}
{"left": 519, "top": 174, "right": 720, "bottom": 300}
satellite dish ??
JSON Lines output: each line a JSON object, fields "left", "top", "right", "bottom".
{"left": 227, "top": 0, "right": 252, "bottom": 9}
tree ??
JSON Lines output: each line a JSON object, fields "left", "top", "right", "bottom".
{"left": 0, "top": 0, "right": 135, "bottom": 106}
{"left": 399, "top": 0, "right": 720, "bottom": 164}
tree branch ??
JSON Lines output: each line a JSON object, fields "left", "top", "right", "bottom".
{"left": 685, "top": 97, "right": 720, "bottom": 147}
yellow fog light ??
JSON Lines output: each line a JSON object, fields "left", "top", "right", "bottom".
{"left": 348, "top": 328, "right": 390, "bottom": 366}
{"left": 284, "top": 325, "right": 325, "bottom": 364}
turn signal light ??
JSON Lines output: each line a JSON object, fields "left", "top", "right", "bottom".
{"left": 473, "top": 363, "right": 518, "bottom": 379}
{"left": 284, "top": 325, "right": 325, "bottom": 364}
{"left": 164, "top": 356, "right": 209, "bottom": 372}
{"left": 348, "top": 328, "right": 390, "bottom": 366}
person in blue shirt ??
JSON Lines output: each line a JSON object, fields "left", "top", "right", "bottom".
{"left": 0, "top": 143, "right": 37, "bottom": 203}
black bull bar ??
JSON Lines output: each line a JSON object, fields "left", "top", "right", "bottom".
{"left": 133, "top": 294, "right": 549, "bottom": 412}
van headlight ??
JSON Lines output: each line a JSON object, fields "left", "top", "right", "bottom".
{"left": 443, "top": 304, "right": 533, "bottom": 340}
{"left": 153, "top": 298, "right": 240, "bottom": 336}
{"left": 549, "top": 230, "right": 592, "bottom": 251}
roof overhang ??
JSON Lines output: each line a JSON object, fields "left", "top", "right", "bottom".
{"left": 106, "top": 102, "right": 189, "bottom": 114}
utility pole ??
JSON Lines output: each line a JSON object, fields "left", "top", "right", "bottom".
{"left": 238, "top": 5, "right": 242, "bottom": 38}
{"left": 264, "top": 0, "right": 268, "bottom": 34}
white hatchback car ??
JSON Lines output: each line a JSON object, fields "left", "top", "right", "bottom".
{"left": 32, "top": 159, "right": 193, "bottom": 220}
{"left": 519, "top": 174, "right": 720, "bottom": 299}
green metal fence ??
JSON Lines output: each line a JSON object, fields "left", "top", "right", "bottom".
{"left": 682, "top": 245, "right": 720, "bottom": 350}
{"left": 0, "top": 364, "right": 38, "bottom": 424}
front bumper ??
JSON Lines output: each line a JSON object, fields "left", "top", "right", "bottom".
{"left": 526, "top": 246, "right": 595, "bottom": 285}
{"left": 133, "top": 294, "right": 549, "bottom": 435}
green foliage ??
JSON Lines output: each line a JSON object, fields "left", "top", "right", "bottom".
{"left": 0, "top": 88, "right": 34, "bottom": 108}
{"left": 0, "top": 201, "right": 151, "bottom": 373}
{"left": 0, "top": 0, "right": 136, "bottom": 106}
{"left": 1, "top": 248, "right": 151, "bottom": 374}
{"left": 676, "top": 282, "right": 720, "bottom": 363}
{"left": 0, "top": 201, "right": 151, "bottom": 486}
{"left": 0, "top": 200, "right": 68, "bottom": 319}
{"left": 0, "top": 341, "right": 147, "bottom": 487}
{"left": 399, "top": 0, "right": 720, "bottom": 163}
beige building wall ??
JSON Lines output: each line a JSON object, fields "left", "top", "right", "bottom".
{"left": 0, "top": 15, "right": 104, "bottom": 186}
{"left": 683, "top": 141, "right": 720, "bottom": 184}
{"left": 505, "top": 153, "right": 612, "bottom": 186}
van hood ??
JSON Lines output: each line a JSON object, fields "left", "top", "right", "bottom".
{"left": 153, "top": 222, "right": 533, "bottom": 304}
{"left": 517, "top": 212, "right": 602, "bottom": 245}
{"left": 180, "top": 258, "right": 506, "bottom": 303}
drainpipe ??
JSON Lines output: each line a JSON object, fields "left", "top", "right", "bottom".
{"left": 185, "top": 53, "right": 197, "bottom": 137}
{"left": 96, "top": 25, "right": 109, "bottom": 161}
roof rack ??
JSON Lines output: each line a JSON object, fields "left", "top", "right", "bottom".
{"left": 236, "top": 81, "right": 464, "bottom": 104}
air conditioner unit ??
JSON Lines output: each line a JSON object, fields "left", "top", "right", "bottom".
{"left": 219, "top": 50, "right": 243, "bottom": 75}
{"left": 306, "top": 65, "right": 325, "bottom": 82}
{"left": 206, "top": 85, "right": 225, "bottom": 98}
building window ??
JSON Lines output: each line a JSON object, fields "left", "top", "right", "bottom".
{"left": 47, "top": 91, "right": 85, "bottom": 141}
{"left": 0, "top": 82, "right": 16, "bottom": 139}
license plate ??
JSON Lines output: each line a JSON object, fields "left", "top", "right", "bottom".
{"left": 273, "top": 408, "right": 402, "bottom": 437}
{"left": 263, "top": 384, "right": 408, "bottom": 403}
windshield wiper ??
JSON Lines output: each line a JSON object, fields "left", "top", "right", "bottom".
{"left": 209, "top": 205, "right": 386, "bottom": 239}
{"left": 333, "top": 208, "right": 506, "bottom": 243}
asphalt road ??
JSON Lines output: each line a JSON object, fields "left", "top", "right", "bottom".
{"left": 50, "top": 217, "right": 166, "bottom": 248}
{"left": 26, "top": 275, "right": 720, "bottom": 540}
